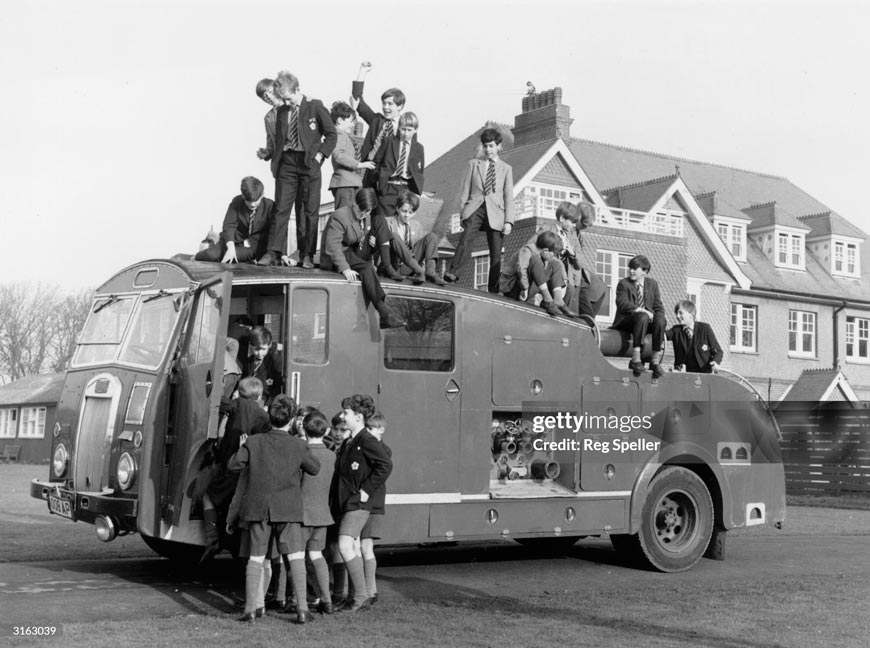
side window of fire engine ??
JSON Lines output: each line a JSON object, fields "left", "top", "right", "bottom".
{"left": 383, "top": 296, "right": 454, "bottom": 372}
{"left": 185, "top": 282, "right": 224, "bottom": 366}
{"left": 291, "top": 289, "right": 328, "bottom": 365}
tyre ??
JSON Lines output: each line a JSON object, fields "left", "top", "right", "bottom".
{"left": 141, "top": 535, "right": 205, "bottom": 564}
{"left": 636, "top": 466, "right": 713, "bottom": 572}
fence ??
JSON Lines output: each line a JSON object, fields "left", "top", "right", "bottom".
{"left": 776, "top": 402, "right": 870, "bottom": 495}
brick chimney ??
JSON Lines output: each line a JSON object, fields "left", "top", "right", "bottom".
{"left": 511, "top": 87, "right": 573, "bottom": 148}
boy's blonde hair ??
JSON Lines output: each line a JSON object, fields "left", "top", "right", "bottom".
{"left": 238, "top": 377, "right": 263, "bottom": 400}
{"left": 366, "top": 411, "right": 386, "bottom": 429}
{"left": 398, "top": 112, "right": 418, "bottom": 129}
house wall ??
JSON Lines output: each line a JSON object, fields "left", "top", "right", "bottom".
{"left": 0, "top": 403, "right": 56, "bottom": 464}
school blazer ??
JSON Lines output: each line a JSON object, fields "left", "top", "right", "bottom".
{"left": 458, "top": 158, "right": 515, "bottom": 229}
{"left": 666, "top": 322, "right": 724, "bottom": 373}
{"left": 220, "top": 195, "right": 274, "bottom": 249}
{"left": 271, "top": 96, "right": 337, "bottom": 177}
{"left": 351, "top": 80, "right": 399, "bottom": 162}
{"left": 331, "top": 428, "right": 393, "bottom": 514}
{"left": 241, "top": 350, "right": 284, "bottom": 403}
{"left": 329, "top": 130, "right": 363, "bottom": 190}
{"left": 374, "top": 138, "right": 424, "bottom": 196}
{"left": 228, "top": 429, "right": 320, "bottom": 523}
{"left": 612, "top": 276, "right": 665, "bottom": 330}
{"left": 323, "top": 205, "right": 370, "bottom": 274}
{"left": 385, "top": 216, "right": 424, "bottom": 247}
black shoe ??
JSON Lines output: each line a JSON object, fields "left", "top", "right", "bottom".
{"left": 380, "top": 312, "right": 407, "bottom": 329}
{"left": 541, "top": 301, "right": 561, "bottom": 317}
{"left": 332, "top": 597, "right": 350, "bottom": 612}
{"left": 378, "top": 265, "right": 405, "bottom": 281}
{"left": 301, "top": 256, "right": 314, "bottom": 270}
{"left": 238, "top": 612, "right": 256, "bottom": 623}
{"left": 317, "top": 600, "right": 335, "bottom": 615}
{"left": 426, "top": 271, "right": 446, "bottom": 286}
{"left": 370, "top": 593, "right": 378, "bottom": 605}
{"left": 558, "top": 304, "right": 579, "bottom": 318}
{"left": 255, "top": 606, "right": 265, "bottom": 619}
{"left": 348, "top": 598, "right": 373, "bottom": 613}
{"left": 651, "top": 363, "right": 666, "bottom": 379}
{"left": 444, "top": 272, "right": 459, "bottom": 284}
{"left": 272, "top": 599, "right": 290, "bottom": 612}
{"left": 628, "top": 359, "right": 645, "bottom": 376}
{"left": 411, "top": 270, "right": 426, "bottom": 285}
{"left": 294, "top": 609, "right": 314, "bottom": 624}
{"left": 199, "top": 543, "right": 220, "bottom": 565}
{"left": 256, "top": 251, "right": 276, "bottom": 266}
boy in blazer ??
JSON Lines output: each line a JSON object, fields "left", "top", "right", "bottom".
{"left": 373, "top": 112, "right": 424, "bottom": 222}
{"left": 195, "top": 177, "right": 274, "bottom": 264}
{"left": 241, "top": 326, "right": 284, "bottom": 406}
{"left": 666, "top": 300, "right": 723, "bottom": 373}
{"left": 445, "top": 128, "right": 515, "bottom": 293}
{"left": 255, "top": 78, "right": 283, "bottom": 164}
{"left": 329, "top": 101, "right": 375, "bottom": 211}
{"left": 350, "top": 61, "right": 406, "bottom": 188}
{"left": 331, "top": 394, "right": 392, "bottom": 613}
{"left": 384, "top": 190, "right": 444, "bottom": 285}
{"left": 611, "top": 255, "right": 667, "bottom": 377}
{"left": 259, "top": 71, "right": 337, "bottom": 270}
{"left": 227, "top": 395, "right": 320, "bottom": 623}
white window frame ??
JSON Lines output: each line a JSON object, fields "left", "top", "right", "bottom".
{"left": 832, "top": 239, "right": 860, "bottom": 278}
{"left": 449, "top": 213, "right": 461, "bottom": 235}
{"left": 596, "top": 249, "right": 634, "bottom": 324}
{"left": 776, "top": 230, "right": 805, "bottom": 270}
{"left": 471, "top": 251, "right": 490, "bottom": 291}
{"left": 788, "top": 310, "right": 816, "bottom": 357}
{"left": 714, "top": 218, "right": 747, "bottom": 262}
{"left": 730, "top": 303, "right": 757, "bottom": 353}
{"left": 18, "top": 406, "right": 46, "bottom": 439}
{"left": 524, "top": 183, "right": 583, "bottom": 219}
{"left": 846, "top": 316, "right": 870, "bottom": 363}
{"left": 0, "top": 408, "right": 18, "bottom": 438}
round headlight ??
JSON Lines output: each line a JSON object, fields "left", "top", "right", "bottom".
{"left": 117, "top": 452, "right": 136, "bottom": 491}
{"left": 52, "top": 444, "right": 68, "bottom": 478}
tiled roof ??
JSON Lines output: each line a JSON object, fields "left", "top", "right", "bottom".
{"left": 780, "top": 369, "right": 857, "bottom": 402}
{"left": 601, "top": 174, "right": 678, "bottom": 212}
{"left": 0, "top": 373, "right": 65, "bottom": 407}
{"left": 799, "top": 211, "right": 868, "bottom": 239}
{"left": 693, "top": 190, "right": 753, "bottom": 222}
{"left": 742, "top": 202, "right": 810, "bottom": 231}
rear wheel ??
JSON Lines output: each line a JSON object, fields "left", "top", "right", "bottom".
{"left": 636, "top": 466, "right": 713, "bottom": 572}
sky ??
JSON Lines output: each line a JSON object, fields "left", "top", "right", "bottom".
{"left": 3, "top": 0, "right": 869, "bottom": 291}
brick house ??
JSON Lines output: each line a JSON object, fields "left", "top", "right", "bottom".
{"left": 419, "top": 87, "right": 870, "bottom": 401}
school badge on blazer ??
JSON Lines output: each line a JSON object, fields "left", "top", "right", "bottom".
{"left": 309, "top": 118, "right": 317, "bottom": 130}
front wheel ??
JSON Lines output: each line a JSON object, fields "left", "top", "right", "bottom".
{"left": 636, "top": 466, "right": 713, "bottom": 572}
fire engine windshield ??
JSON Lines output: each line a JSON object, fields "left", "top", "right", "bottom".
{"left": 72, "top": 292, "right": 183, "bottom": 369}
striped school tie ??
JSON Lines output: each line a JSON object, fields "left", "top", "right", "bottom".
{"left": 288, "top": 105, "right": 299, "bottom": 149}
{"left": 368, "top": 119, "right": 394, "bottom": 161}
{"left": 394, "top": 143, "right": 407, "bottom": 178}
{"left": 485, "top": 160, "right": 496, "bottom": 194}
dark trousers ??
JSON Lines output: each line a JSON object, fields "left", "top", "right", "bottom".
{"left": 269, "top": 150, "right": 322, "bottom": 260}
{"left": 375, "top": 182, "right": 409, "bottom": 220}
{"left": 613, "top": 311, "right": 666, "bottom": 353}
{"left": 389, "top": 232, "right": 437, "bottom": 273}
{"left": 342, "top": 247, "right": 386, "bottom": 311}
{"left": 572, "top": 285, "right": 605, "bottom": 319}
{"left": 195, "top": 240, "right": 259, "bottom": 263}
{"left": 450, "top": 204, "right": 503, "bottom": 293}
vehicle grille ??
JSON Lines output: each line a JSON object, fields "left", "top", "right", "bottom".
{"left": 74, "top": 395, "right": 114, "bottom": 491}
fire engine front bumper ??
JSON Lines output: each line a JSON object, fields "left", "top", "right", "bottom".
{"left": 31, "top": 479, "right": 138, "bottom": 524}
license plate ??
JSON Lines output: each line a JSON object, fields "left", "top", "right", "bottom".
{"left": 49, "top": 494, "right": 72, "bottom": 519}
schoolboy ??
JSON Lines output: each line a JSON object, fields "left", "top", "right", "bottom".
{"left": 575, "top": 202, "right": 607, "bottom": 318}
{"left": 358, "top": 411, "right": 392, "bottom": 605}
{"left": 666, "top": 300, "right": 723, "bottom": 374}
{"left": 331, "top": 394, "right": 393, "bottom": 613}
{"left": 195, "top": 177, "right": 274, "bottom": 264}
{"left": 241, "top": 326, "right": 284, "bottom": 406}
{"left": 255, "top": 78, "right": 284, "bottom": 164}
{"left": 499, "top": 231, "right": 571, "bottom": 318}
{"left": 384, "top": 190, "right": 444, "bottom": 285}
{"left": 321, "top": 188, "right": 406, "bottom": 329}
{"left": 227, "top": 395, "right": 320, "bottom": 623}
{"left": 200, "top": 377, "right": 270, "bottom": 564}
{"left": 329, "top": 101, "right": 375, "bottom": 211}
{"left": 259, "top": 71, "right": 337, "bottom": 270}
{"left": 294, "top": 411, "right": 337, "bottom": 620}
{"left": 350, "top": 61, "right": 406, "bottom": 188}
{"left": 552, "top": 202, "right": 587, "bottom": 315}
{"left": 612, "top": 254, "right": 667, "bottom": 378}
{"left": 373, "top": 112, "right": 424, "bottom": 224}
{"left": 445, "top": 128, "right": 514, "bottom": 293}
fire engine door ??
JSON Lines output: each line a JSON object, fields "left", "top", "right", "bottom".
{"left": 163, "top": 273, "right": 232, "bottom": 526}
{"left": 376, "top": 295, "right": 461, "bottom": 496}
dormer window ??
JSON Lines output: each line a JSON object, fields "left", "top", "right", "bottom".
{"left": 832, "top": 240, "right": 859, "bottom": 277}
{"left": 714, "top": 219, "right": 747, "bottom": 262}
{"left": 776, "top": 231, "right": 804, "bottom": 269}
